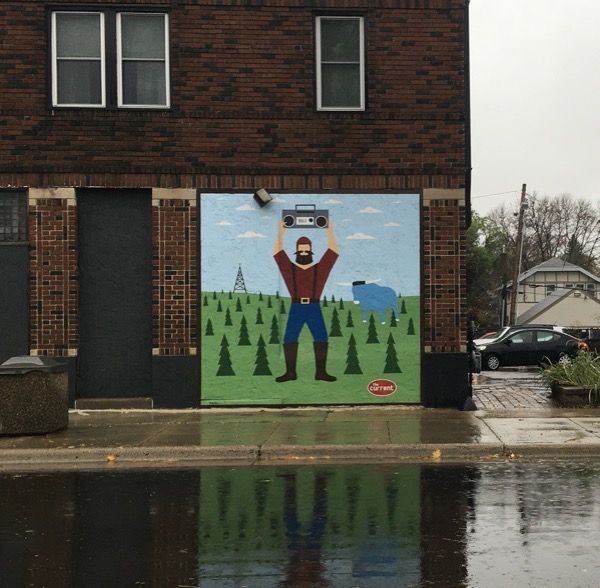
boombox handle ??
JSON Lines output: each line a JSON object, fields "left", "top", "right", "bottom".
{"left": 295, "top": 204, "right": 316, "bottom": 212}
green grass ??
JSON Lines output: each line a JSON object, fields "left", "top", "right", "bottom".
{"left": 200, "top": 292, "right": 421, "bottom": 405}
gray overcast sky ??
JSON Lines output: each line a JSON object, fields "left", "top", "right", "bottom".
{"left": 470, "top": 0, "right": 600, "bottom": 215}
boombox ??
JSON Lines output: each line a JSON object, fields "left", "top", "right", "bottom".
{"left": 282, "top": 205, "right": 329, "bottom": 229}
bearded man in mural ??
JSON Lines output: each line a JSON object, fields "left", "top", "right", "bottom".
{"left": 273, "top": 221, "right": 339, "bottom": 382}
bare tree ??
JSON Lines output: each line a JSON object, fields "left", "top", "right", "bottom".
{"left": 489, "top": 193, "right": 600, "bottom": 274}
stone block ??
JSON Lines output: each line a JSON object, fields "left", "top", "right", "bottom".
{"left": 0, "top": 357, "right": 68, "bottom": 435}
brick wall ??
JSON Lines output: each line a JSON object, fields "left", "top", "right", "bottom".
{"left": 1, "top": 0, "right": 468, "bottom": 380}
{"left": 28, "top": 189, "right": 78, "bottom": 356}
{"left": 0, "top": 0, "right": 467, "bottom": 183}
{"left": 152, "top": 190, "right": 197, "bottom": 355}
{"left": 422, "top": 193, "right": 467, "bottom": 352}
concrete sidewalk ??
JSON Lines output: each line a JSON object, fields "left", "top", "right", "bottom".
{"left": 2, "top": 406, "right": 600, "bottom": 471}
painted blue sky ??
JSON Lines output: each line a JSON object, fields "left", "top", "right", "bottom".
{"left": 200, "top": 193, "right": 420, "bottom": 299}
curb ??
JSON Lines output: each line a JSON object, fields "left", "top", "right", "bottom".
{"left": 2, "top": 442, "right": 600, "bottom": 472}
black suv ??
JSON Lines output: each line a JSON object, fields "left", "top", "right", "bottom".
{"left": 475, "top": 327, "right": 582, "bottom": 371}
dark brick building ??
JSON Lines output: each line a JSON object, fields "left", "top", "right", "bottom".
{"left": 0, "top": 0, "right": 471, "bottom": 408}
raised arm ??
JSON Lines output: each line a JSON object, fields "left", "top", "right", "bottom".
{"left": 326, "top": 222, "right": 339, "bottom": 254}
{"left": 273, "top": 220, "right": 286, "bottom": 255}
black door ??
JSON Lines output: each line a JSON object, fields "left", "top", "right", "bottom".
{"left": 77, "top": 189, "right": 152, "bottom": 397}
{"left": 0, "top": 191, "right": 29, "bottom": 363}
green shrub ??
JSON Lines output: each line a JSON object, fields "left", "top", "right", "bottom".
{"left": 540, "top": 352, "right": 600, "bottom": 398}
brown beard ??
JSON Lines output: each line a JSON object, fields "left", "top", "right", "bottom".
{"left": 295, "top": 252, "right": 314, "bottom": 265}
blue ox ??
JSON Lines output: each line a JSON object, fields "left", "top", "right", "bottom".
{"left": 351, "top": 281, "right": 399, "bottom": 323}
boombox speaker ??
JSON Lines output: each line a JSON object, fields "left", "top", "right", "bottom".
{"left": 282, "top": 205, "right": 329, "bottom": 229}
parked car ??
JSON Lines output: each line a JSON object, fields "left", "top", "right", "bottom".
{"left": 473, "top": 324, "right": 565, "bottom": 347}
{"left": 476, "top": 327, "right": 582, "bottom": 371}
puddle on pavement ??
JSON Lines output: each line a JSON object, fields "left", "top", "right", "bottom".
{"left": 1, "top": 463, "right": 600, "bottom": 587}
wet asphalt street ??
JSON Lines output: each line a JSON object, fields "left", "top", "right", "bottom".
{"left": 2, "top": 462, "right": 600, "bottom": 588}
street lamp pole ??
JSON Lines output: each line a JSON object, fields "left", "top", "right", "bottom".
{"left": 509, "top": 183, "right": 527, "bottom": 324}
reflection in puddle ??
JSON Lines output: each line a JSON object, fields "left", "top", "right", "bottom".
{"left": 1, "top": 463, "right": 600, "bottom": 586}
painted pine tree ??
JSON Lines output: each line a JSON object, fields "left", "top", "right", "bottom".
{"left": 228, "top": 291, "right": 233, "bottom": 300}
{"left": 344, "top": 334, "right": 362, "bottom": 374}
{"left": 217, "top": 300, "right": 223, "bottom": 312}
{"left": 256, "top": 307, "right": 264, "bottom": 325}
{"left": 322, "top": 295, "right": 328, "bottom": 307}
{"left": 224, "top": 308, "right": 233, "bottom": 326}
{"left": 346, "top": 310, "right": 354, "bottom": 328}
{"left": 203, "top": 295, "right": 208, "bottom": 306}
{"left": 407, "top": 317, "right": 415, "bottom": 335}
{"left": 235, "top": 298, "right": 243, "bottom": 312}
{"left": 390, "top": 311, "right": 398, "bottom": 327}
{"left": 339, "top": 298, "right": 345, "bottom": 310}
{"left": 259, "top": 292, "right": 264, "bottom": 302}
{"left": 383, "top": 334, "right": 402, "bottom": 373}
{"left": 400, "top": 299, "right": 407, "bottom": 314}
{"left": 246, "top": 294, "right": 251, "bottom": 304}
{"left": 279, "top": 299, "right": 286, "bottom": 315}
{"left": 276, "top": 291, "right": 280, "bottom": 300}
{"left": 267, "top": 296, "right": 273, "bottom": 309}
{"left": 253, "top": 335, "right": 272, "bottom": 376}
{"left": 212, "top": 291, "right": 217, "bottom": 300}
{"left": 205, "top": 318, "right": 214, "bottom": 336}
{"left": 216, "top": 335, "right": 235, "bottom": 376}
{"left": 329, "top": 308, "right": 342, "bottom": 337}
{"left": 366, "top": 314, "right": 379, "bottom": 343}
{"left": 238, "top": 315, "right": 251, "bottom": 345}
{"left": 269, "top": 315, "right": 280, "bottom": 344}
{"left": 331, "top": 294, "right": 336, "bottom": 303}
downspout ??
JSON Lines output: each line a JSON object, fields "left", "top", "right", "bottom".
{"left": 463, "top": 0, "right": 478, "bottom": 411}
{"left": 464, "top": 0, "right": 472, "bottom": 229}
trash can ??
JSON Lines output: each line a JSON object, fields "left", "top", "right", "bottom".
{"left": 0, "top": 356, "right": 68, "bottom": 435}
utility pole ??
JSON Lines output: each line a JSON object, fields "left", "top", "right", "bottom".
{"left": 509, "top": 184, "right": 527, "bottom": 324}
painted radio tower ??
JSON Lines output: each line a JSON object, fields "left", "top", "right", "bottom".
{"left": 233, "top": 264, "right": 248, "bottom": 293}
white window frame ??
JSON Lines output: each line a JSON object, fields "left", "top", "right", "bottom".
{"left": 316, "top": 15, "right": 365, "bottom": 112}
{"left": 51, "top": 11, "right": 106, "bottom": 108}
{"left": 116, "top": 12, "right": 170, "bottom": 109}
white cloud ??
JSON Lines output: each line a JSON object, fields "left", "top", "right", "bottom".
{"left": 237, "top": 231, "right": 266, "bottom": 239}
{"left": 272, "top": 197, "right": 287, "bottom": 203}
{"left": 335, "top": 281, "right": 354, "bottom": 287}
{"left": 346, "top": 232, "right": 376, "bottom": 240}
{"left": 384, "top": 222, "right": 401, "bottom": 227}
{"left": 341, "top": 218, "right": 351, "bottom": 223}
{"left": 236, "top": 204, "right": 255, "bottom": 211}
{"left": 324, "top": 199, "right": 343, "bottom": 204}
{"left": 216, "top": 220, "right": 233, "bottom": 226}
{"left": 359, "top": 207, "right": 383, "bottom": 214}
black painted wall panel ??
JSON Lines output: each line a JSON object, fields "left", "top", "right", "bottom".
{"left": 0, "top": 244, "right": 29, "bottom": 363}
{"left": 421, "top": 353, "right": 469, "bottom": 408}
{"left": 77, "top": 189, "right": 152, "bottom": 398}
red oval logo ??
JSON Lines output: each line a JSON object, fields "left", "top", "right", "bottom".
{"left": 368, "top": 379, "right": 397, "bottom": 397}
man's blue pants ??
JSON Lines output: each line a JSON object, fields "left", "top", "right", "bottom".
{"left": 283, "top": 303, "right": 328, "bottom": 344}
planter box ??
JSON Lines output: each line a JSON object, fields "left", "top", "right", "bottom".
{"left": 551, "top": 383, "right": 600, "bottom": 407}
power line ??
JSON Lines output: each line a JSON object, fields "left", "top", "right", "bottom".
{"left": 473, "top": 190, "right": 518, "bottom": 200}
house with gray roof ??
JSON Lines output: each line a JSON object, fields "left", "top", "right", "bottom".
{"left": 505, "top": 257, "right": 600, "bottom": 326}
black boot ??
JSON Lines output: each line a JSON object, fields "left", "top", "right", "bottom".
{"left": 314, "top": 342, "right": 336, "bottom": 382}
{"left": 276, "top": 343, "right": 298, "bottom": 382}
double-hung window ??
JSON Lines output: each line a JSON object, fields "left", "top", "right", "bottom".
{"left": 51, "top": 10, "right": 169, "bottom": 109}
{"left": 316, "top": 16, "right": 365, "bottom": 111}
{"left": 52, "top": 12, "right": 105, "bottom": 107}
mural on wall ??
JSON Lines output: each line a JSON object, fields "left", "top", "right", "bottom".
{"left": 200, "top": 193, "right": 420, "bottom": 405}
